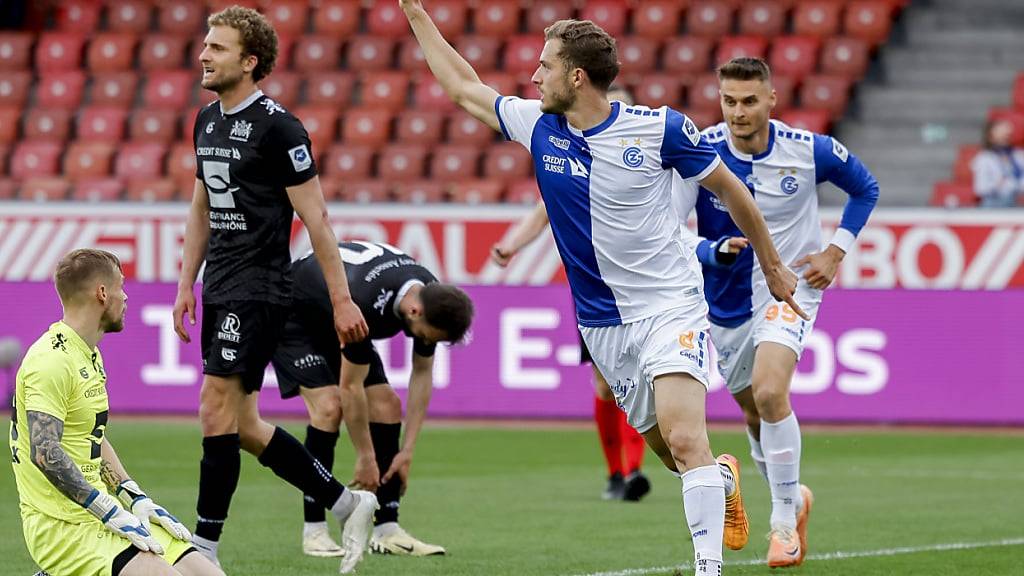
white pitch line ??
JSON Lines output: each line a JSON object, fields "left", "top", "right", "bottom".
{"left": 568, "top": 537, "right": 1024, "bottom": 576}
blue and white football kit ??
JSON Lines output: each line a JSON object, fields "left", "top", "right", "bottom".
{"left": 495, "top": 96, "right": 720, "bottom": 433}
{"left": 679, "top": 120, "right": 879, "bottom": 394}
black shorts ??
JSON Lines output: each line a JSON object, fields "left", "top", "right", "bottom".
{"left": 271, "top": 316, "right": 388, "bottom": 399}
{"left": 578, "top": 329, "right": 593, "bottom": 364}
{"left": 201, "top": 300, "right": 288, "bottom": 393}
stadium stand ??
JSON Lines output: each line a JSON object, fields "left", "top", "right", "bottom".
{"left": 1, "top": 0, "right": 915, "bottom": 204}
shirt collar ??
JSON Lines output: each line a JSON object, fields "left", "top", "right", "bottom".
{"left": 725, "top": 120, "right": 776, "bottom": 162}
{"left": 393, "top": 280, "right": 424, "bottom": 317}
{"left": 54, "top": 321, "right": 95, "bottom": 355}
{"left": 220, "top": 89, "right": 264, "bottom": 116}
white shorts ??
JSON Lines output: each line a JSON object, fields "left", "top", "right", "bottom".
{"left": 713, "top": 281, "right": 822, "bottom": 394}
{"left": 580, "top": 299, "right": 711, "bottom": 434}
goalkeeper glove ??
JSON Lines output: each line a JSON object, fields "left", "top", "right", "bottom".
{"left": 117, "top": 479, "right": 192, "bottom": 541}
{"left": 83, "top": 489, "right": 164, "bottom": 553}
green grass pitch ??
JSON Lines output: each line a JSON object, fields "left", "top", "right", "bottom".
{"left": 3, "top": 419, "right": 1022, "bottom": 575}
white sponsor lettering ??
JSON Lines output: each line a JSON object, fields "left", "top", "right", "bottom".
{"left": 139, "top": 305, "right": 197, "bottom": 386}
{"left": 499, "top": 308, "right": 561, "bottom": 390}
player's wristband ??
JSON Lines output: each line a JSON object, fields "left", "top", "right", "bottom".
{"left": 830, "top": 228, "right": 856, "bottom": 254}
{"left": 83, "top": 488, "right": 120, "bottom": 522}
{"left": 116, "top": 479, "right": 148, "bottom": 508}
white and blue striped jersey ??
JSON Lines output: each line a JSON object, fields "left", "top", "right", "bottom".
{"left": 495, "top": 97, "right": 720, "bottom": 327}
{"left": 683, "top": 120, "right": 880, "bottom": 327}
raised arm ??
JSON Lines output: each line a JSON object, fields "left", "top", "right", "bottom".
{"left": 490, "top": 201, "right": 550, "bottom": 267}
{"left": 400, "top": 0, "right": 501, "bottom": 131}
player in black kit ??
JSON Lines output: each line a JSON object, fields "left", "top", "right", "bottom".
{"left": 171, "top": 7, "right": 375, "bottom": 574}
{"left": 272, "top": 241, "right": 473, "bottom": 558}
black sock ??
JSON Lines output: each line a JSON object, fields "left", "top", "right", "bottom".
{"left": 370, "top": 422, "right": 402, "bottom": 526}
{"left": 195, "top": 434, "right": 241, "bottom": 541}
{"left": 302, "top": 425, "right": 339, "bottom": 523}
{"left": 257, "top": 426, "right": 345, "bottom": 510}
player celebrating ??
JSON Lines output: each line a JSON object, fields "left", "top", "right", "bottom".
{"left": 10, "top": 249, "right": 222, "bottom": 576}
{"left": 401, "top": 3, "right": 805, "bottom": 573}
{"left": 684, "top": 58, "right": 880, "bottom": 567}
{"left": 274, "top": 241, "right": 473, "bottom": 558}
{"left": 491, "top": 85, "right": 651, "bottom": 503}
{"left": 172, "top": 7, "right": 376, "bottom": 574}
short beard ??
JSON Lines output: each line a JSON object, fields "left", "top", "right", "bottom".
{"left": 101, "top": 310, "right": 125, "bottom": 333}
{"left": 202, "top": 69, "right": 244, "bottom": 94}
{"left": 540, "top": 79, "right": 576, "bottom": 114}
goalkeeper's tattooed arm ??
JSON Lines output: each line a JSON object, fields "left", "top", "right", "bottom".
{"left": 99, "top": 438, "right": 131, "bottom": 494}
{"left": 27, "top": 410, "right": 95, "bottom": 506}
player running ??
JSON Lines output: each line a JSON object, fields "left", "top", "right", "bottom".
{"left": 172, "top": 6, "right": 375, "bottom": 574}
{"left": 401, "top": 3, "right": 805, "bottom": 573}
{"left": 680, "top": 57, "right": 880, "bottom": 566}
{"left": 10, "top": 249, "right": 223, "bottom": 576}
{"left": 274, "top": 241, "right": 473, "bottom": 558}
{"left": 491, "top": 85, "right": 651, "bottom": 503}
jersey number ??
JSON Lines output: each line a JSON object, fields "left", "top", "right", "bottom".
{"left": 337, "top": 241, "right": 406, "bottom": 265}
{"left": 89, "top": 411, "right": 109, "bottom": 460}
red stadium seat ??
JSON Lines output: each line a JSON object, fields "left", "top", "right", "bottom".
{"left": 323, "top": 144, "right": 375, "bottom": 179}
{"left": 793, "top": 1, "right": 843, "bottom": 38}
{"left": 89, "top": 73, "right": 138, "bottom": 107}
{"left": 617, "top": 37, "right": 658, "bottom": 77}
{"left": 473, "top": 1, "right": 520, "bottom": 37}
{"left": 506, "top": 178, "right": 540, "bottom": 204}
{"left": 430, "top": 145, "right": 481, "bottom": 181}
{"left": 716, "top": 36, "right": 769, "bottom": 66}
{"left": 449, "top": 180, "right": 504, "bottom": 204}
{"left": 0, "top": 72, "right": 31, "bottom": 107}
{"left": 446, "top": 110, "right": 495, "bottom": 145}
{"left": 503, "top": 36, "right": 545, "bottom": 77}
{"left": 579, "top": 0, "right": 628, "bottom": 37}
{"left": 952, "top": 145, "right": 979, "bottom": 183}
{"left": 413, "top": 77, "right": 457, "bottom": 112}
{"left": 55, "top": 0, "right": 102, "bottom": 31}
{"left": 126, "top": 178, "right": 177, "bottom": 202}
{"left": 36, "top": 71, "right": 87, "bottom": 109}
{"left": 139, "top": 35, "right": 189, "bottom": 70}
{"left": 799, "top": 75, "right": 852, "bottom": 118}
{"left": 393, "top": 181, "right": 445, "bottom": 204}
{"left": 0, "top": 178, "right": 16, "bottom": 199}
{"left": 342, "top": 108, "right": 393, "bottom": 146}
{"left": 770, "top": 36, "right": 820, "bottom": 81}
{"left": 72, "top": 179, "right": 123, "bottom": 202}
{"left": 338, "top": 180, "right": 390, "bottom": 203}
{"left": 1014, "top": 74, "right": 1024, "bottom": 112}
{"left": 632, "top": 75, "right": 684, "bottom": 109}
{"left": 129, "top": 109, "right": 180, "bottom": 143}
{"left": 0, "top": 33, "right": 33, "bottom": 71}
{"left": 167, "top": 142, "right": 197, "bottom": 183}
{"left": 23, "top": 109, "right": 72, "bottom": 142}
{"left": 663, "top": 37, "right": 713, "bottom": 75}
{"left": 182, "top": 107, "right": 202, "bottom": 138}
{"left": 632, "top": 1, "right": 682, "bottom": 39}
{"left": 312, "top": 0, "right": 361, "bottom": 36}
{"left": 37, "top": 33, "right": 86, "bottom": 72}
{"left": 483, "top": 142, "right": 532, "bottom": 182}
{"left": 988, "top": 108, "right": 1024, "bottom": 147}
{"left": 686, "top": 1, "right": 735, "bottom": 38}
{"left": 86, "top": 33, "right": 137, "bottom": 73}
{"left": 738, "top": 0, "right": 788, "bottom": 37}
{"left": 425, "top": 0, "right": 469, "bottom": 37}
{"left": 457, "top": 36, "right": 501, "bottom": 73}
{"left": 821, "top": 37, "right": 870, "bottom": 79}
{"left": 317, "top": 176, "right": 344, "bottom": 201}
{"left": 293, "top": 36, "right": 343, "bottom": 72}
{"left": 305, "top": 72, "right": 355, "bottom": 107}
{"left": 158, "top": 1, "right": 205, "bottom": 35}
{"left": 265, "top": 1, "right": 310, "bottom": 36}
{"left": 378, "top": 144, "right": 428, "bottom": 182}
{"left": 687, "top": 108, "right": 723, "bottom": 130}
{"left": 772, "top": 74, "right": 797, "bottom": 112}
{"left": 479, "top": 72, "right": 517, "bottom": 98}
{"left": 844, "top": 1, "right": 893, "bottom": 46}
{"left": 359, "top": 72, "right": 409, "bottom": 110}
{"left": 292, "top": 107, "right": 339, "bottom": 153}
{"left": 107, "top": 0, "right": 152, "bottom": 34}
{"left": 64, "top": 142, "right": 116, "bottom": 181}
{"left": 143, "top": 71, "right": 194, "bottom": 109}
{"left": 689, "top": 73, "right": 723, "bottom": 112}
{"left": 11, "top": 142, "right": 64, "bottom": 179}
{"left": 930, "top": 181, "right": 977, "bottom": 208}
{"left": 779, "top": 108, "right": 830, "bottom": 133}
{"left": 346, "top": 37, "right": 396, "bottom": 71}
{"left": 274, "top": 35, "right": 296, "bottom": 71}
{"left": 367, "top": 2, "right": 409, "bottom": 37}
{"left": 260, "top": 71, "right": 301, "bottom": 109}
{"left": 19, "top": 178, "right": 71, "bottom": 202}
{"left": 395, "top": 110, "right": 444, "bottom": 145}
{"left": 526, "top": 3, "right": 573, "bottom": 34}
{"left": 397, "top": 38, "right": 427, "bottom": 71}
{"left": 0, "top": 107, "right": 19, "bottom": 144}
{"left": 77, "top": 107, "right": 129, "bottom": 142}
{"left": 115, "top": 143, "right": 167, "bottom": 179}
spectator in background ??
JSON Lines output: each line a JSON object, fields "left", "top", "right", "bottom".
{"left": 971, "top": 118, "right": 1024, "bottom": 207}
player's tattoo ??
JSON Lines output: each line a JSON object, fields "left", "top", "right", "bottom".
{"left": 27, "top": 410, "right": 95, "bottom": 506}
{"left": 100, "top": 458, "right": 126, "bottom": 495}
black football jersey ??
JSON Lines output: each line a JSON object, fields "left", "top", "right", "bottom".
{"left": 193, "top": 91, "right": 317, "bottom": 305}
{"left": 291, "top": 241, "right": 439, "bottom": 362}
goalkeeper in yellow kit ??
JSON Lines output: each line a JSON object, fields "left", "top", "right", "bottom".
{"left": 9, "top": 248, "right": 223, "bottom": 576}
